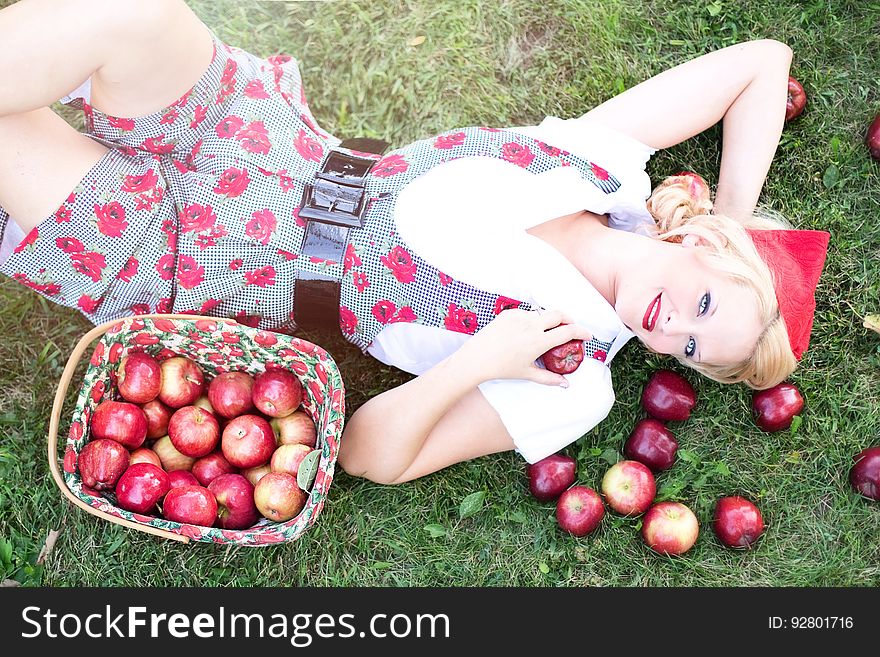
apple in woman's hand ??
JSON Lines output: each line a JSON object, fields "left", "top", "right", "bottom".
{"left": 624, "top": 418, "right": 678, "bottom": 472}
{"left": 751, "top": 382, "right": 804, "bottom": 432}
{"left": 713, "top": 496, "right": 764, "bottom": 548}
{"left": 527, "top": 453, "right": 577, "bottom": 502}
{"left": 866, "top": 114, "right": 880, "bottom": 161}
{"left": 785, "top": 76, "right": 807, "bottom": 121}
{"left": 540, "top": 339, "right": 585, "bottom": 374}
{"left": 641, "top": 370, "right": 696, "bottom": 422}
{"left": 849, "top": 446, "right": 880, "bottom": 501}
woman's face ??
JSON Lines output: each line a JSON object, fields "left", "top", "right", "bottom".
{"left": 615, "top": 237, "right": 765, "bottom": 367}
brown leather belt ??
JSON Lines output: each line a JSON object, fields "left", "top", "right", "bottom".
{"left": 293, "top": 138, "right": 388, "bottom": 333}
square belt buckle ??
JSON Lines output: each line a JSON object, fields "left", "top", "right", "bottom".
{"left": 299, "top": 150, "right": 376, "bottom": 229}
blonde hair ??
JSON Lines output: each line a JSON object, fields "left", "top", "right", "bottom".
{"left": 645, "top": 174, "right": 797, "bottom": 390}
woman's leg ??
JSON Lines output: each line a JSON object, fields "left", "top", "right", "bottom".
{"left": 0, "top": 0, "right": 214, "bottom": 230}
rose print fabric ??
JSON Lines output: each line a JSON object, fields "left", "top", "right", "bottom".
{"left": 0, "top": 34, "right": 618, "bottom": 366}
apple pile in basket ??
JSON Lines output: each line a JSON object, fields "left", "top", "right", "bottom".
{"left": 78, "top": 351, "right": 319, "bottom": 530}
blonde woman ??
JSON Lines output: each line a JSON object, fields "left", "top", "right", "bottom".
{"left": 0, "top": 0, "right": 828, "bottom": 484}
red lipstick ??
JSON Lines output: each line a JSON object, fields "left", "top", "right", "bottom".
{"left": 643, "top": 293, "right": 661, "bottom": 332}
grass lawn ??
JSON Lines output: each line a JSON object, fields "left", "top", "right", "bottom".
{"left": 1, "top": 0, "right": 879, "bottom": 587}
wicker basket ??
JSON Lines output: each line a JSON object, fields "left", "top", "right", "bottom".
{"left": 47, "top": 314, "right": 345, "bottom": 545}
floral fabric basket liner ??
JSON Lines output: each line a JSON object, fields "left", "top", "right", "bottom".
{"left": 48, "top": 314, "right": 345, "bottom": 546}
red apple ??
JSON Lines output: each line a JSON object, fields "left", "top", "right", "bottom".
{"left": 713, "top": 496, "right": 764, "bottom": 548}
{"left": 117, "top": 351, "right": 162, "bottom": 404}
{"left": 208, "top": 473, "right": 259, "bottom": 530}
{"left": 168, "top": 470, "right": 200, "bottom": 489}
{"left": 115, "top": 462, "right": 170, "bottom": 514}
{"left": 191, "top": 451, "right": 237, "bottom": 487}
{"left": 208, "top": 371, "right": 255, "bottom": 419}
{"left": 270, "top": 410, "right": 317, "bottom": 448}
{"left": 90, "top": 400, "right": 148, "bottom": 450}
{"left": 540, "top": 339, "right": 585, "bottom": 375}
{"left": 849, "top": 446, "right": 880, "bottom": 501}
{"left": 141, "top": 399, "right": 172, "bottom": 440}
{"left": 252, "top": 369, "right": 303, "bottom": 417}
{"left": 642, "top": 502, "right": 700, "bottom": 555}
{"left": 242, "top": 464, "right": 272, "bottom": 487}
{"left": 867, "top": 114, "right": 880, "bottom": 161}
{"left": 624, "top": 418, "right": 678, "bottom": 472}
{"left": 78, "top": 438, "right": 129, "bottom": 490}
{"left": 641, "top": 370, "right": 696, "bottom": 422}
{"left": 601, "top": 460, "right": 656, "bottom": 516}
{"left": 785, "top": 76, "right": 807, "bottom": 121}
{"left": 221, "top": 414, "right": 276, "bottom": 468}
{"left": 158, "top": 356, "right": 205, "bottom": 408}
{"left": 527, "top": 453, "right": 576, "bottom": 502}
{"left": 752, "top": 382, "right": 804, "bottom": 432}
{"left": 129, "top": 447, "right": 162, "bottom": 469}
{"left": 253, "top": 472, "right": 307, "bottom": 522}
{"left": 152, "top": 435, "right": 196, "bottom": 472}
{"left": 168, "top": 405, "right": 220, "bottom": 458}
{"left": 555, "top": 486, "right": 605, "bottom": 537}
{"left": 161, "top": 485, "right": 217, "bottom": 527}
{"left": 270, "top": 443, "right": 312, "bottom": 478}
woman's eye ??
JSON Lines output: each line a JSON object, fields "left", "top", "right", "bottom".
{"left": 699, "top": 292, "right": 711, "bottom": 316}
{"left": 685, "top": 336, "right": 696, "bottom": 358}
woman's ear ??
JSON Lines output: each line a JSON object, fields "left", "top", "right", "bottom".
{"left": 681, "top": 233, "right": 707, "bottom": 248}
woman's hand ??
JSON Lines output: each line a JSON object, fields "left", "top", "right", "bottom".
{"left": 451, "top": 308, "right": 593, "bottom": 387}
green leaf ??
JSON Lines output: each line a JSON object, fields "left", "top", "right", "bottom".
{"left": 538, "top": 562, "right": 550, "bottom": 574}
{"left": 707, "top": 1, "right": 723, "bottom": 17}
{"left": 423, "top": 524, "right": 447, "bottom": 538}
{"left": 508, "top": 510, "right": 529, "bottom": 524}
{"left": 459, "top": 491, "right": 486, "bottom": 519}
{"left": 0, "top": 538, "right": 12, "bottom": 569}
{"left": 678, "top": 449, "right": 699, "bottom": 463}
{"left": 789, "top": 415, "right": 803, "bottom": 436}
{"left": 296, "top": 449, "right": 321, "bottom": 492}
{"left": 822, "top": 164, "right": 839, "bottom": 188}
{"left": 715, "top": 461, "right": 731, "bottom": 476}
{"left": 371, "top": 562, "right": 393, "bottom": 570}
{"left": 599, "top": 447, "right": 619, "bottom": 465}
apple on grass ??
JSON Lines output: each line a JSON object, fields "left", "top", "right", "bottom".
{"left": 867, "top": 114, "right": 880, "bottom": 161}
{"left": 641, "top": 370, "right": 696, "bottom": 422}
{"left": 641, "top": 502, "right": 700, "bottom": 555}
{"left": 208, "top": 474, "right": 259, "bottom": 530}
{"left": 192, "top": 451, "right": 237, "bottom": 487}
{"left": 527, "top": 453, "right": 576, "bottom": 502}
{"left": 168, "top": 470, "right": 201, "bottom": 489}
{"left": 117, "top": 351, "right": 162, "bottom": 404}
{"left": 208, "top": 371, "right": 255, "bottom": 419}
{"left": 254, "top": 472, "right": 307, "bottom": 522}
{"left": 90, "top": 400, "right": 148, "bottom": 450}
{"left": 601, "top": 460, "right": 656, "bottom": 516}
{"left": 624, "top": 418, "right": 678, "bottom": 472}
{"left": 752, "top": 382, "right": 804, "bottom": 432}
{"left": 141, "top": 399, "right": 172, "bottom": 440}
{"left": 713, "top": 496, "right": 764, "bottom": 548}
{"left": 556, "top": 486, "right": 604, "bottom": 537}
{"left": 78, "top": 438, "right": 130, "bottom": 490}
{"left": 252, "top": 369, "right": 303, "bottom": 418}
{"left": 168, "top": 405, "right": 220, "bottom": 458}
{"left": 270, "top": 443, "right": 312, "bottom": 478}
{"left": 849, "top": 446, "right": 880, "bottom": 501}
{"left": 115, "top": 463, "right": 170, "bottom": 514}
{"left": 158, "top": 356, "right": 205, "bottom": 408}
{"left": 270, "top": 410, "right": 317, "bottom": 448}
{"left": 540, "top": 339, "right": 585, "bottom": 375}
{"left": 222, "top": 414, "right": 277, "bottom": 469}
{"left": 785, "top": 76, "right": 807, "bottom": 121}
{"left": 161, "top": 485, "right": 218, "bottom": 527}
{"left": 152, "top": 435, "right": 196, "bottom": 472}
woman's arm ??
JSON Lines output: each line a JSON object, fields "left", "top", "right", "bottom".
{"left": 337, "top": 309, "right": 592, "bottom": 484}
{"left": 580, "top": 39, "right": 793, "bottom": 221}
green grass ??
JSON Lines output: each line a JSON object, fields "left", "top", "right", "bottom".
{"left": 1, "top": 0, "right": 879, "bottom": 587}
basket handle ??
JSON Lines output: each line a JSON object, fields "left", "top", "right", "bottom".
{"left": 47, "top": 313, "right": 239, "bottom": 543}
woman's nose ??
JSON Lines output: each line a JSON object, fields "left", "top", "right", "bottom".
{"left": 661, "top": 309, "right": 690, "bottom": 336}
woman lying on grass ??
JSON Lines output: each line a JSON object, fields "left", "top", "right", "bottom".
{"left": 0, "top": 0, "right": 828, "bottom": 484}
